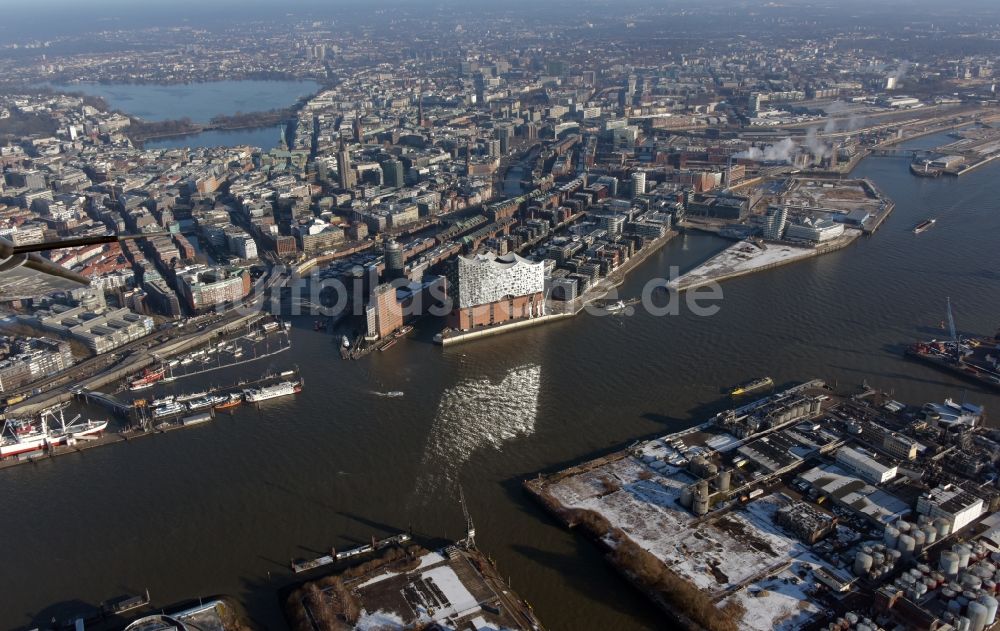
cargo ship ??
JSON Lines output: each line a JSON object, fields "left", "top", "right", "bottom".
{"left": 128, "top": 367, "right": 166, "bottom": 391}
{"left": 913, "top": 219, "right": 936, "bottom": 234}
{"left": 729, "top": 376, "right": 774, "bottom": 397}
{"left": 243, "top": 381, "right": 301, "bottom": 403}
{"left": 1, "top": 407, "right": 108, "bottom": 458}
{"left": 904, "top": 299, "right": 1000, "bottom": 391}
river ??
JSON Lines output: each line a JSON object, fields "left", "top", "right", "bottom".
{"left": 3, "top": 134, "right": 1000, "bottom": 631}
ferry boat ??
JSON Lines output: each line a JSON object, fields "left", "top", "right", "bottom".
{"left": 243, "top": 381, "right": 301, "bottom": 403}
{"left": 175, "top": 390, "right": 209, "bottom": 403}
{"left": 152, "top": 401, "right": 186, "bottom": 418}
{"left": 128, "top": 367, "right": 166, "bottom": 391}
{"left": 151, "top": 395, "right": 176, "bottom": 407}
{"left": 605, "top": 300, "right": 627, "bottom": 313}
{"left": 913, "top": 219, "right": 936, "bottom": 234}
{"left": 186, "top": 396, "right": 223, "bottom": 412}
{"left": 729, "top": 376, "right": 774, "bottom": 397}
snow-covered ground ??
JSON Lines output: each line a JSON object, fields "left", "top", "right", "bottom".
{"left": 548, "top": 459, "right": 833, "bottom": 623}
{"left": 669, "top": 232, "right": 859, "bottom": 290}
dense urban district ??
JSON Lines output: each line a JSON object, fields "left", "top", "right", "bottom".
{"left": 2, "top": 1, "right": 1000, "bottom": 630}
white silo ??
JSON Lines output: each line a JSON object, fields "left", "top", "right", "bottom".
{"left": 936, "top": 517, "right": 952, "bottom": 538}
{"left": 978, "top": 594, "right": 998, "bottom": 626}
{"left": 898, "top": 534, "right": 916, "bottom": 556}
{"left": 855, "top": 551, "right": 874, "bottom": 576}
{"left": 956, "top": 544, "right": 972, "bottom": 569}
{"left": 967, "top": 600, "right": 988, "bottom": 631}
{"left": 924, "top": 525, "right": 938, "bottom": 546}
{"left": 942, "top": 552, "right": 961, "bottom": 576}
{"left": 884, "top": 526, "right": 900, "bottom": 548}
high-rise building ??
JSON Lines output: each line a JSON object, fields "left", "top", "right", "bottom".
{"left": 384, "top": 239, "right": 405, "bottom": 280}
{"left": 631, "top": 171, "right": 646, "bottom": 198}
{"left": 763, "top": 206, "right": 788, "bottom": 240}
{"left": 447, "top": 251, "right": 546, "bottom": 330}
{"left": 365, "top": 283, "right": 403, "bottom": 340}
{"left": 337, "top": 140, "right": 356, "bottom": 190}
{"left": 381, "top": 159, "right": 404, "bottom": 188}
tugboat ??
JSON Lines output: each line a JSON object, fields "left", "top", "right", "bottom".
{"left": 913, "top": 219, "right": 936, "bottom": 234}
{"left": 729, "top": 376, "right": 774, "bottom": 397}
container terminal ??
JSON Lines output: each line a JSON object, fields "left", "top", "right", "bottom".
{"left": 526, "top": 378, "right": 1000, "bottom": 631}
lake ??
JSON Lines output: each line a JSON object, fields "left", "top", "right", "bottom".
{"left": 45, "top": 79, "right": 321, "bottom": 123}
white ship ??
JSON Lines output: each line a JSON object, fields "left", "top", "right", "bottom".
{"left": 153, "top": 401, "right": 186, "bottom": 418}
{"left": 176, "top": 390, "right": 209, "bottom": 403}
{"left": 1, "top": 405, "right": 108, "bottom": 458}
{"left": 0, "top": 419, "right": 49, "bottom": 458}
{"left": 243, "top": 381, "right": 302, "bottom": 403}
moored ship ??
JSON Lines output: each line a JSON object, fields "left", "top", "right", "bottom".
{"left": 214, "top": 392, "right": 243, "bottom": 410}
{"left": 243, "top": 381, "right": 301, "bottom": 403}
{"left": 1, "top": 406, "right": 108, "bottom": 458}
{"left": 729, "top": 376, "right": 774, "bottom": 397}
{"left": 128, "top": 367, "right": 166, "bottom": 391}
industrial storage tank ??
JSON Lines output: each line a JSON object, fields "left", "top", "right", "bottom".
{"left": 935, "top": 517, "right": 952, "bottom": 538}
{"left": 898, "top": 534, "right": 916, "bottom": 556}
{"left": 956, "top": 544, "right": 973, "bottom": 569}
{"left": 692, "top": 496, "right": 709, "bottom": 516}
{"left": 924, "top": 525, "right": 938, "bottom": 545}
{"left": 854, "top": 552, "right": 874, "bottom": 577}
{"left": 978, "top": 594, "right": 998, "bottom": 626}
{"left": 967, "top": 600, "right": 988, "bottom": 631}
{"left": 942, "top": 552, "right": 962, "bottom": 576}
{"left": 897, "top": 520, "right": 912, "bottom": 533}
{"left": 884, "top": 526, "right": 900, "bottom": 548}
{"left": 716, "top": 469, "right": 731, "bottom": 492}
{"left": 961, "top": 573, "right": 983, "bottom": 591}
{"left": 913, "top": 529, "right": 927, "bottom": 551}
{"left": 680, "top": 486, "right": 693, "bottom": 508}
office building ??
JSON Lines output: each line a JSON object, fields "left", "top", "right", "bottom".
{"left": 631, "top": 171, "right": 646, "bottom": 198}
{"left": 763, "top": 206, "right": 788, "bottom": 240}
{"left": 381, "top": 159, "right": 404, "bottom": 188}
{"left": 365, "top": 283, "right": 404, "bottom": 340}
{"left": 384, "top": 239, "right": 405, "bottom": 280}
{"left": 176, "top": 266, "right": 251, "bottom": 311}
